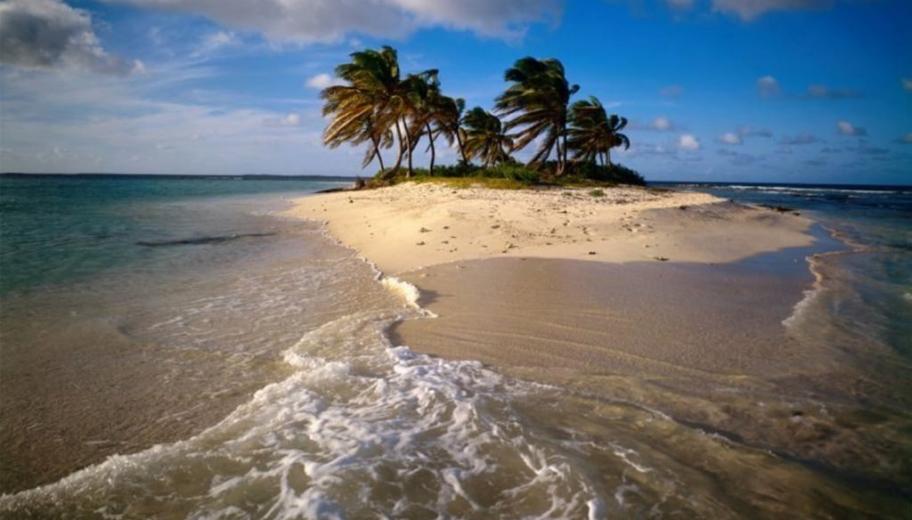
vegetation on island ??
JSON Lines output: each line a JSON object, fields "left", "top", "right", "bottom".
{"left": 320, "top": 46, "right": 643, "bottom": 188}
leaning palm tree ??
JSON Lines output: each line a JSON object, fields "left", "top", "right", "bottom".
{"left": 403, "top": 70, "right": 442, "bottom": 175}
{"left": 462, "top": 107, "right": 513, "bottom": 168}
{"left": 324, "top": 46, "right": 419, "bottom": 179}
{"left": 321, "top": 82, "right": 392, "bottom": 171}
{"left": 567, "top": 97, "right": 630, "bottom": 167}
{"left": 434, "top": 96, "right": 468, "bottom": 164}
{"left": 495, "top": 57, "right": 579, "bottom": 175}
{"left": 603, "top": 114, "right": 630, "bottom": 166}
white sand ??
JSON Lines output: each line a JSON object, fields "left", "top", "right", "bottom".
{"left": 287, "top": 182, "right": 813, "bottom": 274}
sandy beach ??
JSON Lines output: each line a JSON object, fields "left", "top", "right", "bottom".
{"left": 288, "top": 182, "right": 909, "bottom": 489}
{"left": 287, "top": 182, "right": 814, "bottom": 274}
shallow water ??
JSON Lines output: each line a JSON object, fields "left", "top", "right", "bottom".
{"left": 1, "top": 177, "right": 910, "bottom": 518}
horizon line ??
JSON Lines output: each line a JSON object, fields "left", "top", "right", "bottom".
{"left": 1, "top": 172, "right": 909, "bottom": 188}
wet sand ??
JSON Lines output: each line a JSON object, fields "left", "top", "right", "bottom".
{"left": 389, "top": 253, "right": 910, "bottom": 490}
{"left": 290, "top": 183, "right": 910, "bottom": 489}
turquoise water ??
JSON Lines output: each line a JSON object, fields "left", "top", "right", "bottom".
{"left": 0, "top": 175, "right": 351, "bottom": 294}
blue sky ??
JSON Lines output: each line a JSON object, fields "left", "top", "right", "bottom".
{"left": 0, "top": 0, "right": 910, "bottom": 184}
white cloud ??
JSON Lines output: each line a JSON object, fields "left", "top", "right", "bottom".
{"left": 263, "top": 112, "right": 303, "bottom": 127}
{"left": 903, "top": 78, "right": 912, "bottom": 92}
{"left": 0, "top": 0, "right": 141, "bottom": 75}
{"left": 306, "top": 73, "right": 337, "bottom": 90}
{"left": 193, "top": 30, "right": 239, "bottom": 56}
{"left": 836, "top": 120, "right": 866, "bottom": 137}
{"left": 651, "top": 116, "right": 673, "bottom": 131}
{"left": 719, "top": 132, "right": 742, "bottom": 145}
{"left": 712, "top": 0, "right": 831, "bottom": 22}
{"left": 108, "top": 0, "right": 562, "bottom": 42}
{"left": 898, "top": 133, "right": 912, "bottom": 144}
{"left": 757, "top": 75, "right": 781, "bottom": 97}
{"left": 0, "top": 65, "right": 349, "bottom": 175}
{"left": 678, "top": 134, "right": 701, "bottom": 151}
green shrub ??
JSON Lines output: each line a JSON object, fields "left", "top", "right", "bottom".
{"left": 486, "top": 163, "right": 541, "bottom": 183}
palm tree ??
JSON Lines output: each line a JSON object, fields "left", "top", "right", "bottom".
{"left": 495, "top": 57, "right": 579, "bottom": 175}
{"left": 324, "top": 46, "right": 443, "bottom": 179}
{"left": 321, "top": 83, "right": 392, "bottom": 171}
{"left": 435, "top": 96, "right": 468, "bottom": 164}
{"left": 462, "top": 107, "right": 513, "bottom": 168}
{"left": 403, "top": 70, "right": 443, "bottom": 175}
{"left": 567, "top": 97, "right": 630, "bottom": 167}
{"left": 603, "top": 114, "right": 630, "bottom": 166}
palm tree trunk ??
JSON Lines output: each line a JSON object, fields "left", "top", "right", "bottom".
{"left": 402, "top": 117, "right": 414, "bottom": 178}
{"left": 426, "top": 122, "right": 436, "bottom": 176}
{"left": 606, "top": 148, "right": 612, "bottom": 167}
{"left": 561, "top": 129, "right": 569, "bottom": 176}
{"left": 371, "top": 135, "right": 386, "bottom": 172}
{"left": 555, "top": 140, "right": 565, "bottom": 176}
{"left": 389, "top": 122, "right": 405, "bottom": 178}
{"left": 455, "top": 127, "right": 468, "bottom": 164}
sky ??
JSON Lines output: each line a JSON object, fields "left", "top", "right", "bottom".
{"left": 0, "top": 0, "right": 910, "bottom": 184}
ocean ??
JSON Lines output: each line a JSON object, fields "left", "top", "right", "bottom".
{"left": 0, "top": 175, "right": 910, "bottom": 518}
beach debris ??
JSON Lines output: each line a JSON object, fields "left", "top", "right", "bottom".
{"left": 419, "top": 227, "right": 432, "bottom": 233}
{"left": 653, "top": 256, "right": 669, "bottom": 261}
{"left": 491, "top": 224, "right": 501, "bottom": 229}
{"left": 588, "top": 251, "right": 597, "bottom": 255}
{"left": 443, "top": 225, "right": 450, "bottom": 230}
{"left": 679, "top": 205, "right": 688, "bottom": 210}
{"left": 416, "top": 241, "right": 426, "bottom": 246}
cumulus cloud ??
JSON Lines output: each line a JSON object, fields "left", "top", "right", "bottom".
{"left": 108, "top": 0, "right": 562, "bottom": 42}
{"left": 651, "top": 116, "right": 674, "bottom": 131}
{"left": 712, "top": 0, "right": 832, "bottom": 21}
{"left": 306, "top": 73, "right": 338, "bottom": 90}
{"left": 806, "top": 84, "right": 862, "bottom": 99}
{"left": 718, "top": 132, "right": 742, "bottom": 145}
{"left": 0, "top": 0, "right": 141, "bottom": 75}
{"left": 780, "top": 133, "right": 819, "bottom": 145}
{"left": 836, "top": 120, "right": 866, "bottom": 136}
{"left": 898, "top": 133, "right": 912, "bottom": 145}
{"left": 678, "top": 134, "right": 700, "bottom": 151}
{"left": 903, "top": 78, "right": 912, "bottom": 92}
{"left": 265, "top": 112, "right": 302, "bottom": 127}
{"left": 757, "top": 75, "right": 781, "bottom": 97}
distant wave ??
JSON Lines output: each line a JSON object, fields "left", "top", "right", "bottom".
{"left": 136, "top": 232, "right": 277, "bottom": 247}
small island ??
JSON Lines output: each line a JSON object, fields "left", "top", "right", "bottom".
{"left": 320, "top": 46, "right": 643, "bottom": 189}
